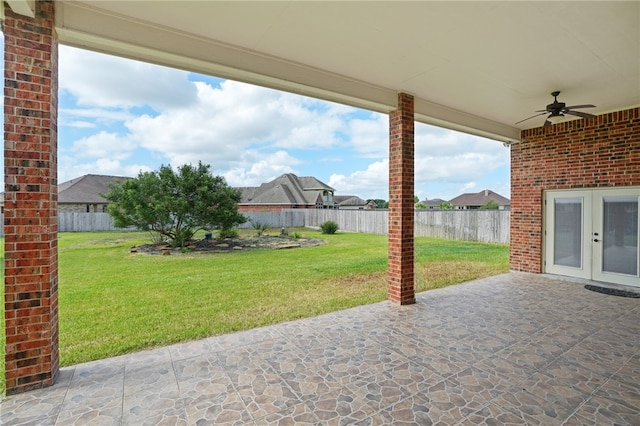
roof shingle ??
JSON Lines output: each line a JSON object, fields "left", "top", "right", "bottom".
{"left": 58, "top": 174, "right": 130, "bottom": 204}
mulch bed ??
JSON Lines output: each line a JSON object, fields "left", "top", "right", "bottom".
{"left": 130, "top": 235, "right": 325, "bottom": 255}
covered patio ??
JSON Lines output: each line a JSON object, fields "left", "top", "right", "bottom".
{"left": 2, "top": 273, "right": 639, "bottom": 424}
{"left": 3, "top": 0, "right": 639, "bottom": 405}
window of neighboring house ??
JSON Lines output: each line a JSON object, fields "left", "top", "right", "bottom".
{"left": 102, "top": 205, "right": 108, "bottom": 213}
{"left": 86, "top": 204, "right": 90, "bottom": 212}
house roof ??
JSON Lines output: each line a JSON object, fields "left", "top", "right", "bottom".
{"left": 449, "top": 190, "right": 510, "bottom": 207}
{"left": 52, "top": 1, "right": 639, "bottom": 144}
{"left": 58, "top": 174, "right": 130, "bottom": 204}
{"left": 422, "top": 198, "right": 448, "bottom": 208}
{"left": 239, "top": 173, "right": 334, "bottom": 206}
{"left": 335, "top": 195, "right": 367, "bottom": 207}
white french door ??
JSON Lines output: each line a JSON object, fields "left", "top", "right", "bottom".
{"left": 545, "top": 188, "right": 640, "bottom": 287}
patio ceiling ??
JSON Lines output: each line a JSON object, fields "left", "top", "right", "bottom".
{"left": 50, "top": 1, "right": 640, "bottom": 144}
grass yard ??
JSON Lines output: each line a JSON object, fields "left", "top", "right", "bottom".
{"left": 0, "top": 229, "right": 509, "bottom": 395}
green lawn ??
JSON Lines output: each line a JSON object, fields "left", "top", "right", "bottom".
{"left": 1, "top": 229, "right": 509, "bottom": 395}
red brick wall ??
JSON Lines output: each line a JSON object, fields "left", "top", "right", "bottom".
{"left": 510, "top": 107, "right": 640, "bottom": 273}
{"left": 3, "top": 1, "right": 59, "bottom": 395}
{"left": 388, "top": 93, "right": 416, "bottom": 305}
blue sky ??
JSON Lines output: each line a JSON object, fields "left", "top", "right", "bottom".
{"left": 3, "top": 41, "right": 511, "bottom": 201}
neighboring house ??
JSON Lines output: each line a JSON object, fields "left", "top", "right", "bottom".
{"left": 449, "top": 189, "right": 510, "bottom": 210}
{"left": 420, "top": 198, "right": 448, "bottom": 210}
{"left": 237, "top": 173, "right": 336, "bottom": 212}
{"left": 58, "top": 174, "right": 130, "bottom": 213}
{"left": 334, "top": 195, "right": 373, "bottom": 210}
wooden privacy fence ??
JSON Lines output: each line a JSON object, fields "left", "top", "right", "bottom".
{"left": 0, "top": 210, "right": 510, "bottom": 244}
{"left": 0, "top": 212, "right": 305, "bottom": 234}
{"left": 58, "top": 212, "right": 132, "bottom": 232}
{"left": 239, "top": 210, "right": 305, "bottom": 229}
{"left": 303, "top": 209, "right": 510, "bottom": 244}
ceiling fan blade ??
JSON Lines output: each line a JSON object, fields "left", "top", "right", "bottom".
{"left": 543, "top": 119, "right": 552, "bottom": 128}
{"left": 564, "top": 110, "right": 597, "bottom": 119}
{"left": 564, "top": 104, "right": 595, "bottom": 109}
{"left": 515, "top": 112, "right": 547, "bottom": 125}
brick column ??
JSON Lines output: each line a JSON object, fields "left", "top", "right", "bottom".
{"left": 388, "top": 93, "right": 415, "bottom": 305}
{"left": 4, "top": 1, "right": 59, "bottom": 394}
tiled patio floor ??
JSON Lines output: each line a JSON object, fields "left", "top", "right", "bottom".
{"left": 2, "top": 272, "right": 639, "bottom": 425}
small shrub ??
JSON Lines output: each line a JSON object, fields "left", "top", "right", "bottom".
{"left": 218, "top": 228, "right": 239, "bottom": 239}
{"left": 251, "top": 220, "right": 270, "bottom": 236}
{"left": 320, "top": 221, "right": 339, "bottom": 235}
{"left": 149, "top": 231, "right": 167, "bottom": 245}
{"left": 291, "top": 231, "right": 302, "bottom": 239}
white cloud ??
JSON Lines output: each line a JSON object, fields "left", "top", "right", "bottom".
{"left": 222, "top": 150, "right": 301, "bottom": 187}
{"left": 123, "top": 80, "right": 356, "bottom": 169}
{"left": 347, "top": 113, "right": 388, "bottom": 158}
{"left": 60, "top": 108, "right": 135, "bottom": 123}
{"left": 58, "top": 157, "right": 152, "bottom": 184}
{"left": 62, "top": 120, "right": 95, "bottom": 129}
{"left": 329, "top": 159, "right": 389, "bottom": 199}
{"left": 59, "top": 45, "right": 197, "bottom": 110}
{"left": 70, "top": 131, "right": 136, "bottom": 160}
{"left": 414, "top": 124, "right": 509, "bottom": 186}
{"left": 460, "top": 182, "right": 478, "bottom": 193}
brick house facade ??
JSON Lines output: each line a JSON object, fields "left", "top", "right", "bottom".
{"left": 510, "top": 107, "right": 640, "bottom": 274}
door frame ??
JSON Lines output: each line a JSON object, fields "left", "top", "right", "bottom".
{"left": 543, "top": 187, "right": 640, "bottom": 287}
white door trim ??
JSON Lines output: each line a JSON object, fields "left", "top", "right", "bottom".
{"left": 544, "top": 187, "right": 640, "bottom": 287}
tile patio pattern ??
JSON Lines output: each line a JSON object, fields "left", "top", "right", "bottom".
{"left": 2, "top": 272, "right": 639, "bottom": 425}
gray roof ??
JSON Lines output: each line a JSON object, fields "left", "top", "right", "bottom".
{"left": 58, "top": 174, "right": 130, "bottom": 204}
{"left": 239, "top": 173, "right": 334, "bottom": 205}
{"left": 449, "top": 189, "right": 510, "bottom": 207}
{"left": 421, "top": 198, "right": 448, "bottom": 207}
{"left": 335, "top": 195, "right": 367, "bottom": 207}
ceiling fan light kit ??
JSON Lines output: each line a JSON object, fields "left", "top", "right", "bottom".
{"left": 516, "top": 91, "right": 596, "bottom": 128}
{"left": 547, "top": 113, "right": 565, "bottom": 124}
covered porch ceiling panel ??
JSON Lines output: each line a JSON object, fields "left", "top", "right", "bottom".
{"left": 54, "top": 1, "right": 639, "bottom": 144}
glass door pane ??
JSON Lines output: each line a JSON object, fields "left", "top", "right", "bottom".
{"left": 602, "top": 198, "right": 638, "bottom": 276}
{"left": 554, "top": 198, "right": 583, "bottom": 268}
{"left": 545, "top": 190, "right": 591, "bottom": 280}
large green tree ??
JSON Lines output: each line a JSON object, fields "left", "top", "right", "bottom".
{"left": 104, "top": 162, "right": 246, "bottom": 247}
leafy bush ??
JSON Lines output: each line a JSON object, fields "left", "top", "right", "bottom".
{"left": 251, "top": 220, "right": 270, "bottom": 236}
{"left": 320, "top": 221, "right": 339, "bottom": 234}
{"left": 481, "top": 200, "right": 500, "bottom": 210}
{"left": 218, "top": 228, "right": 239, "bottom": 239}
{"left": 291, "top": 231, "right": 302, "bottom": 239}
{"left": 439, "top": 201, "right": 454, "bottom": 210}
